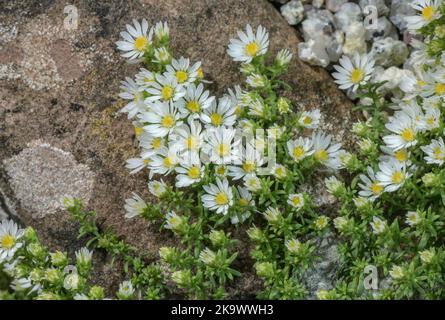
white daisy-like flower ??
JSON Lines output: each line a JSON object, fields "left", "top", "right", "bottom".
{"left": 332, "top": 53, "right": 374, "bottom": 92}
{"left": 165, "top": 57, "right": 201, "bottom": 85}
{"left": 145, "top": 73, "right": 185, "bottom": 103}
{"left": 148, "top": 179, "right": 168, "bottom": 198}
{"left": 235, "top": 186, "right": 255, "bottom": 208}
{"left": 153, "top": 47, "right": 172, "bottom": 65}
{"left": 228, "top": 143, "right": 265, "bottom": 180}
{"left": 0, "top": 219, "right": 24, "bottom": 263}
{"left": 214, "top": 165, "right": 228, "bottom": 177}
{"left": 227, "top": 24, "right": 269, "bottom": 63}
{"left": 119, "top": 77, "right": 147, "bottom": 119}
{"left": 272, "top": 164, "right": 287, "bottom": 179}
{"left": 380, "top": 146, "right": 410, "bottom": 164}
{"left": 124, "top": 193, "right": 148, "bottom": 219}
{"left": 287, "top": 137, "right": 314, "bottom": 162}
{"left": 376, "top": 158, "right": 412, "bottom": 192}
{"left": 116, "top": 19, "right": 153, "bottom": 61}
{"left": 312, "top": 131, "right": 342, "bottom": 169}
{"left": 202, "top": 127, "right": 240, "bottom": 164}
{"left": 227, "top": 85, "right": 246, "bottom": 116}
{"left": 170, "top": 119, "right": 204, "bottom": 157}
{"left": 421, "top": 137, "right": 445, "bottom": 165}
{"left": 370, "top": 216, "right": 387, "bottom": 235}
{"left": 424, "top": 107, "right": 441, "bottom": 130}
{"left": 358, "top": 167, "right": 384, "bottom": 201}
{"left": 298, "top": 109, "right": 321, "bottom": 129}
{"left": 275, "top": 48, "right": 293, "bottom": 67}
{"left": 117, "top": 280, "right": 135, "bottom": 299}
{"left": 202, "top": 178, "right": 234, "bottom": 215}
{"left": 243, "top": 174, "right": 262, "bottom": 192}
{"left": 139, "top": 134, "right": 165, "bottom": 158}
{"left": 75, "top": 247, "right": 93, "bottom": 266}
{"left": 140, "top": 101, "right": 182, "bottom": 137}
{"left": 175, "top": 153, "right": 204, "bottom": 188}
{"left": 406, "top": 211, "right": 422, "bottom": 226}
{"left": 405, "top": 0, "right": 442, "bottom": 31}
{"left": 154, "top": 21, "right": 169, "bottom": 41}
{"left": 285, "top": 238, "right": 302, "bottom": 254}
{"left": 125, "top": 156, "right": 151, "bottom": 174}
{"left": 135, "top": 68, "right": 156, "bottom": 89}
{"left": 165, "top": 211, "right": 186, "bottom": 231}
{"left": 201, "top": 97, "right": 237, "bottom": 127}
{"left": 287, "top": 193, "right": 305, "bottom": 209}
{"left": 383, "top": 111, "right": 418, "bottom": 151}
{"left": 148, "top": 147, "right": 179, "bottom": 175}
{"left": 314, "top": 216, "right": 329, "bottom": 230}
{"left": 176, "top": 83, "right": 214, "bottom": 118}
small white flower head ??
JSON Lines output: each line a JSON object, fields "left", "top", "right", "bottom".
{"left": 405, "top": 0, "right": 442, "bottom": 31}
{"left": 333, "top": 217, "right": 349, "bottom": 232}
{"left": 358, "top": 167, "right": 384, "bottom": 201}
{"left": 202, "top": 178, "right": 234, "bottom": 215}
{"left": 135, "top": 68, "right": 156, "bottom": 88}
{"left": 243, "top": 174, "right": 262, "bottom": 192}
{"left": 145, "top": 73, "right": 185, "bottom": 103}
{"left": 75, "top": 247, "right": 93, "bottom": 267}
{"left": 63, "top": 272, "right": 80, "bottom": 291}
{"left": 227, "top": 24, "right": 269, "bottom": 63}
{"left": 165, "top": 211, "right": 186, "bottom": 231}
{"left": 376, "top": 158, "right": 411, "bottom": 192}
{"left": 139, "top": 134, "right": 165, "bottom": 156}
{"left": 405, "top": 211, "right": 422, "bottom": 226}
{"left": 332, "top": 53, "right": 375, "bottom": 92}
{"left": 116, "top": 19, "right": 153, "bottom": 60}
{"left": 358, "top": 138, "right": 375, "bottom": 153}
{"left": 117, "top": 280, "right": 135, "bottom": 299}
{"left": 423, "top": 106, "right": 441, "bottom": 130}
{"left": 275, "top": 48, "right": 292, "bottom": 67}
{"left": 285, "top": 238, "right": 301, "bottom": 254}
{"left": 199, "top": 248, "right": 216, "bottom": 265}
{"left": 165, "top": 57, "right": 200, "bottom": 85}
{"left": 170, "top": 119, "right": 204, "bottom": 156}
{"left": 119, "top": 77, "right": 147, "bottom": 119}
{"left": 298, "top": 109, "right": 321, "bottom": 129}
{"left": 277, "top": 97, "right": 291, "bottom": 114}
{"left": 228, "top": 143, "right": 264, "bottom": 180}
{"left": 248, "top": 99, "right": 266, "bottom": 118}
{"left": 227, "top": 85, "right": 246, "bottom": 116}
{"left": 125, "top": 156, "right": 150, "bottom": 174}
{"left": 148, "top": 147, "right": 179, "bottom": 175}
{"left": 263, "top": 207, "right": 281, "bottom": 224}
{"left": 154, "top": 21, "right": 169, "bottom": 41}
{"left": 177, "top": 83, "right": 215, "bottom": 118}
{"left": 202, "top": 127, "right": 240, "bottom": 165}
{"left": 246, "top": 73, "right": 267, "bottom": 88}
{"left": 148, "top": 179, "right": 168, "bottom": 198}
{"left": 124, "top": 193, "right": 148, "bottom": 219}
{"left": 175, "top": 153, "right": 204, "bottom": 188}
{"left": 380, "top": 146, "right": 410, "bottom": 164}
{"left": 235, "top": 186, "right": 255, "bottom": 208}
{"left": 0, "top": 219, "right": 24, "bottom": 263}
{"left": 370, "top": 216, "right": 387, "bottom": 235}
{"left": 201, "top": 97, "right": 237, "bottom": 127}
{"left": 214, "top": 165, "right": 228, "bottom": 177}
{"left": 272, "top": 164, "right": 287, "bottom": 179}
{"left": 383, "top": 111, "right": 418, "bottom": 151}
{"left": 389, "top": 265, "right": 405, "bottom": 280}
{"left": 312, "top": 131, "right": 342, "bottom": 169}
{"left": 421, "top": 137, "right": 445, "bottom": 165}
{"left": 419, "top": 249, "right": 435, "bottom": 264}
{"left": 287, "top": 137, "right": 314, "bottom": 162}
{"left": 140, "top": 101, "right": 182, "bottom": 138}
{"left": 314, "top": 216, "right": 329, "bottom": 230}
{"left": 287, "top": 193, "right": 305, "bottom": 209}
{"left": 325, "top": 176, "right": 344, "bottom": 195}
{"left": 60, "top": 195, "right": 76, "bottom": 209}
{"left": 153, "top": 47, "right": 172, "bottom": 65}
{"left": 353, "top": 197, "right": 371, "bottom": 209}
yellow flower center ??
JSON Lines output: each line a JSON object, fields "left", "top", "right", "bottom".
{"left": 215, "top": 192, "right": 229, "bottom": 205}
{"left": 293, "top": 146, "right": 305, "bottom": 159}
{"left": 422, "top": 6, "right": 435, "bottom": 21}
{"left": 161, "top": 115, "right": 175, "bottom": 128}
{"left": 197, "top": 67, "right": 204, "bottom": 79}
{"left": 239, "top": 198, "right": 249, "bottom": 206}
{"left": 391, "top": 171, "right": 405, "bottom": 184}
{"left": 417, "top": 80, "right": 426, "bottom": 87}
{"left": 143, "top": 158, "right": 150, "bottom": 165}
{"left": 134, "top": 127, "right": 143, "bottom": 137}
{"left": 185, "top": 136, "right": 196, "bottom": 150}
{"left": 435, "top": 83, "right": 445, "bottom": 95}
{"left": 291, "top": 196, "right": 301, "bottom": 206}
{"left": 152, "top": 137, "right": 162, "bottom": 149}
{"left": 217, "top": 143, "right": 230, "bottom": 156}
{"left": 314, "top": 149, "right": 329, "bottom": 162}
{"left": 187, "top": 100, "right": 201, "bottom": 113}
{"left": 1, "top": 234, "right": 15, "bottom": 249}
{"left": 210, "top": 113, "right": 223, "bottom": 126}
{"left": 245, "top": 42, "right": 259, "bottom": 56}
{"left": 187, "top": 166, "right": 201, "bottom": 179}
{"left": 350, "top": 68, "right": 365, "bottom": 84}
{"left": 434, "top": 147, "right": 443, "bottom": 159}
{"left": 303, "top": 116, "right": 312, "bottom": 125}
{"left": 161, "top": 86, "right": 174, "bottom": 101}
{"left": 275, "top": 166, "right": 285, "bottom": 177}
{"left": 163, "top": 157, "right": 174, "bottom": 168}
{"left": 242, "top": 162, "right": 256, "bottom": 173}
{"left": 401, "top": 128, "right": 415, "bottom": 142}
{"left": 394, "top": 150, "right": 408, "bottom": 162}
{"left": 176, "top": 70, "right": 188, "bottom": 83}
{"left": 134, "top": 36, "right": 148, "bottom": 51}
{"left": 371, "top": 183, "right": 383, "bottom": 195}
{"left": 216, "top": 166, "right": 226, "bottom": 175}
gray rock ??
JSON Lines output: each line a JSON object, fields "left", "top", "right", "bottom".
{"left": 326, "top": 0, "right": 348, "bottom": 13}
{"left": 334, "top": 2, "right": 363, "bottom": 32}
{"left": 365, "top": 16, "right": 399, "bottom": 41}
{"left": 343, "top": 21, "right": 367, "bottom": 56}
{"left": 390, "top": 0, "right": 416, "bottom": 31}
{"left": 359, "top": 0, "right": 390, "bottom": 16}
{"left": 369, "top": 36, "right": 409, "bottom": 67}
{"left": 326, "top": 30, "right": 344, "bottom": 61}
{"left": 303, "top": 9, "right": 337, "bottom": 42}
{"left": 280, "top": 0, "right": 305, "bottom": 25}
{"left": 312, "top": 0, "right": 325, "bottom": 9}
{"left": 298, "top": 38, "right": 331, "bottom": 67}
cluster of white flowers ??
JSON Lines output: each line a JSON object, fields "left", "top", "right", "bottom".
{"left": 117, "top": 21, "right": 344, "bottom": 222}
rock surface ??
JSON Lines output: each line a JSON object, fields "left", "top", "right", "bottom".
{"left": 0, "top": 0, "right": 355, "bottom": 296}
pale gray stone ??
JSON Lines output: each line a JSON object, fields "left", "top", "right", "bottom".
{"left": 298, "top": 39, "right": 331, "bottom": 67}
{"left": 369, "top": 36, "right": 409, "bottom": 67}
{"left": 365, "top": 16, "right": 399, "bottom": 41}
{"left": 390, "top": 0, "right": 416, "bottom": 31}
{"left": 326, "top": 0, "right": 348, "bottom": 13}
{"left": 343, "top": 21, "right": 367, "bottom": 56}
{"left": 280, "top": 0, "right": 305, "bottom": 25}
{"left": 302, "top": 9, "right": 336, "bottom": 42}
{"left": 312, "top": 0, "right": 325, "bottom": 9}
{"left": 359, "top": 0, "right": 390, "bottom": 16}
{"left": 334, "top": 2, "right": 363, "bottom": 32}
